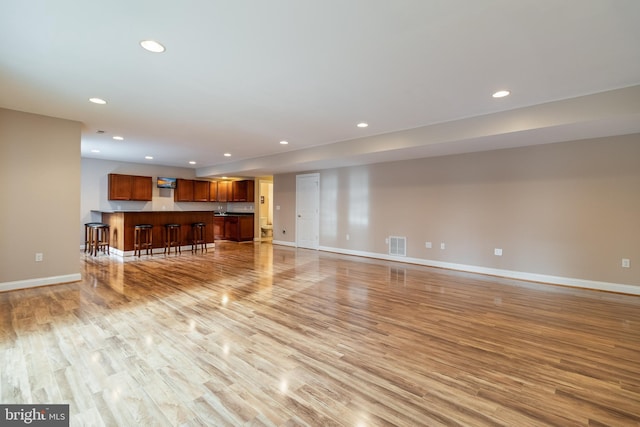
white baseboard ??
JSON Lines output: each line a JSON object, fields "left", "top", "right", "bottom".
{"left": 0, "top": 273, "right": 82, "bottom": 293}
{"left": 317, "top": 246, "right": 640, "bottom": 296}
{"left": 272, "top": 240, "right": 296, "bottom": 247}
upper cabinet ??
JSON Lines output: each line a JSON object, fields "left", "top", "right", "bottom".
{"left": 175, "top": 179, "right": 215, "bottom": 202}
{"left": 217, "top": 181, "right": 231, "bottom": 202}
{"left": 108, "top": 174, "right": 131, "bottom": 200}
{"left": 193, "top": 180, "right": 210, "bottom": 201}
{"left": 211, "top": 180, "right": 254, "bottom": 202}
{"left": 131, "top": 176, "right": 152, "bottom": 200}
{"left": 231, "top": 180, "right": 255, "bottom": 202}
{"left": 119, "top": 176, "right": 256, "bottom": 203}
{"left": 174, "top": 179, "right": 195, "bottom": 202}
{"left": 209, "top": 181, "right": 218, "bottom": 202}
{"left": 108, "top": 173, "right": 152, "bottom": 201}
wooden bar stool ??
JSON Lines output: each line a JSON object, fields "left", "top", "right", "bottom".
{"left": 134, "top": 224, "right": 153, "bottom": 257}
{"left": 90, "top": 223, "right": 110, "bottom": 256}
{"left": 191, "top": 222, "right": 206, "bottom": 252}
{"left": 164, "top": 223, "right": 181, "bottom": 254}
{"left": 84, "top": 222, "right": 102, "bottom": 254}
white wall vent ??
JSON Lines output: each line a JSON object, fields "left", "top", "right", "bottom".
{"left": 388, "top": 236, "right": 407, "bottom": 257}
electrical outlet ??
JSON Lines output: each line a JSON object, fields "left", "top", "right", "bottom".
{"left": 425, "top": 241, "right": 432, "bottom": 249}
{"left": 440, "top": 242, "right": 445, "bottom": 250}
{"left": 622, "top": 258, "right": 630, "bottom": 268}
{"left": 346, "top": 234, "right": 350, "bottom": 241}
{"left": 494, "top": 248, "right": 503, "bottom": 256}
{"left": 385, "top": 237, "right": 389, "bottom": 244}
{"left": 35, "top": 252, "right": 43, "bottom": 262}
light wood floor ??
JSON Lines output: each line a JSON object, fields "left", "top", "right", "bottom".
{"left": 1, "top": 243, "right": 640, "bottom": 426}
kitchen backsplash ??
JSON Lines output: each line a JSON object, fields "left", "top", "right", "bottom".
{"left": 225, "top": 202, "right": 255, "bottom": 213}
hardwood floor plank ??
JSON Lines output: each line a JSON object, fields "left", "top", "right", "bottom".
{"left": 1, "top": 242, "right": 640, "bottom": 426}
{"left": 1, "top": 345, "right": 31, "bottom": 403}
{"left": 73, "top": 406, "right": 107, "bottom": 427}
{"left": 142, "top": 376, "right": 195, "bottom": 426}
{"left": 188, "top": 393, "right": 239, "bottom": 427}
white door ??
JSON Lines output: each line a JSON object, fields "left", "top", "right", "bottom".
{"left": 296, "top": 173, "right": 319, "bottom": 249}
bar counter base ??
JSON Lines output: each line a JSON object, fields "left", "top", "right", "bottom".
{"left": 100, "top": 211, "right": 216, "bottom": 254}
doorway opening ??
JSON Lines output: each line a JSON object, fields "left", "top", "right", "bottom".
{"left": 258, "top": 180, "right": 273, "bottom": 241}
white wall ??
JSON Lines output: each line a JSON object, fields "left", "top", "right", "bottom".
{"left": 273, "top": 134, "right": 640, "bottom": 292}
{"left": 1, "top": 108, "right": 81, "bottom": 289}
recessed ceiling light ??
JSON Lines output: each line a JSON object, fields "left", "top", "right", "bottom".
{"left": 492, "top": 90, "right": 510, "bottom": 98}
{"left": 189, "top": 161, "right": 196, "bottom": 165}
{"left": 91, "top": 149, "right": 100, "bottom": 153}
{"left": 140, "top": 40, "right": 166, "bottom": 53}
{"left": 224, "top": 153, "right": 231, "bottom": 157}
{"left": 145, "top": 156, "right": 153, "bottom": 160}
{"left": 89, "top": 97, "right": 107, "bottom": 105}
{"left": 112, "top": 136, "right": 124, "bottom": 141}
{"left": 357, "top": 122, "right": 369, "bottom": 128}
{"left": 280, "top": 140, "right": 289, "bottom": 145}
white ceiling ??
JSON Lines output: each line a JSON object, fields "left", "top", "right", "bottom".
{"left": 1, "top": 0, "right": 639, "bottom": 177}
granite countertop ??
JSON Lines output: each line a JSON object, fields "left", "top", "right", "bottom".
{"left": 95, "top": 210, "right": 247, "bottom": 213}
{"left": 214, "top": 212, "right": 254, "bottom": 216}
{"left": 94, "top": 210, "right": 254, "bottom": 216}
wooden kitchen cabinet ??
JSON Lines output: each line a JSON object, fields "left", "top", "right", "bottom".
{"left": 108, "top": 174, "right": 131, "bottom": 200}
{"left": 238, "top": 215, "right": 254, "bottom": 240}
{"left": 213, "top": 216, "right": 225, "bottom": 239}
{"left": 193, "top": 180, "right": 210, "bottom": 201}
{"left": 108, "top": 173, "right": 152, "bottom": 201}
{"left": 217, "top": 215, "right": 254, "bottom": 241}
{"left": 231, "top": 180, "right": 255, "bottom": 202}
{"left": 174, "top": 179, "right": 194, "bottom": 202}
{"left": 209, "top": 181, "right": 218, "bottom": 201}
{"left": 131, "top": 175, "right": 152, "bottom": 200}
{"left": 175, "top": 179, "right": 216, "bottom": 202}
{"left": 217, "top": 181, "right": 230, "bottom": 202}
{"left": 223, "top": 216, "right": 238, "bottom": 240}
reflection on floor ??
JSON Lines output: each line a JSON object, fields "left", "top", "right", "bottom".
{"left": 1, "top": 241, "right": 640, "bottom": 426}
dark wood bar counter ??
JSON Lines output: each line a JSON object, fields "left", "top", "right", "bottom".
{"left": 100, "top": 211, "right": 215, "bottom": 255}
